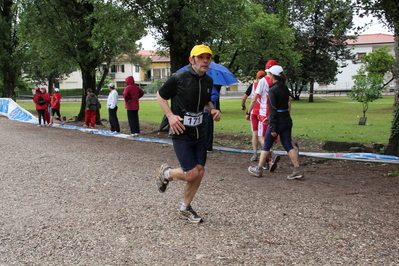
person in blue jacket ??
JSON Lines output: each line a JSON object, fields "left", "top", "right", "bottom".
{"left": 204, "top": 85, "right": 221, "bottom": 151}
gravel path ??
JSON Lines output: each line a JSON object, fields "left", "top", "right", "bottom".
{"left": 0, "top": 116, "right": 398, "bottom": 265}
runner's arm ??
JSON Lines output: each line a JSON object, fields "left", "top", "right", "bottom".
{"left": 156, "top": 92, "right": 185, "bottom": 135}
{"left": 205, "top": 102, "right": 221, "bottom": 122}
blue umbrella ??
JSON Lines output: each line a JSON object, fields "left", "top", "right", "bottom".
{"left": 177, "top": 62, "right": 238, "bottom": 86}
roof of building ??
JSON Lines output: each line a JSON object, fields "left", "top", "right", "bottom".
{"left": 138, "top": 49, "right": 170, "bottom": 63}
{"left": 348, "top": 34, "right": 394, "bottom": 45}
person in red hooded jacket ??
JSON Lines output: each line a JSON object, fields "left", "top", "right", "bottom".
{"left": 33, "top": 87, "right": 48, "bottom": 126}
{"left": 122, "top": 76, "right": 144, "bottom": 137}
{"left": 49, "top": 88, "right": 65, "bottom": 126}
{"left": 41, "top": 87, "right": 51, "bottom": 124}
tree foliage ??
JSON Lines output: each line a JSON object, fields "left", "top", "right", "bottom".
{"left": 126, "top": 0, "right": 301, "bottom": 83}
{"left": 126, "top": 0, "right": 246, "bottom": 73}
{"left": 356, "top": 0, "right": 399, "bottom": 155}
{"left": 19, "top": 0, "right": 146, "bottom": 121}
{"left": 362, "top": 46, "right": 395, "bottom": 76}
{"left": 0, "top": 0, "right": 26, "bottom": 99}
{"left": 21, "top": 42, "right": 74, "bottom": 93}
{"left": 260, "top": 0, "right": 356, "bottom": 100}
{"left": 213, "top": 2, "right": 301, "bottom": 82}
{"left": 348, "top": 68, "right": 384, "bottom": 118}
{"left": 292, "top": 0, "right": 356, "bottom": 101}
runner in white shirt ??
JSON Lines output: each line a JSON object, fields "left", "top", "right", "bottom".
{"left": 247, "top": 60, "right": 280, "bottom": 175}
{"left": 243, "top": 71, "right": 266, "bottom": 161}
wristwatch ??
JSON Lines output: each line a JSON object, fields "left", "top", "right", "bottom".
{"left": 246, "top": 112, "right": 250, "bottom": 115}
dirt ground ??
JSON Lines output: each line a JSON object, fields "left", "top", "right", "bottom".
{"left": 1, "top": 117, "right": 398, "bottom": 265}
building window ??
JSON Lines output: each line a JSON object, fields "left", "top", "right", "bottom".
{"left": 135, "top": 65, "right": 140, "bottom": 73}
{"left": 357, "top": 53, "right": 366, "bottom": 63}
{"left": 121, "top": 65, "right": 125, "bottom": 73}
{"left": 111, "top": 65, "right": 116, "bottom": 73}
{"left": 153, "top": 69, "right": 161, "bottom": 79}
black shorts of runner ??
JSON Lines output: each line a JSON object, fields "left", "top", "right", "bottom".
{"left": 172, "top": 137, "right": 207, "bottom": 172}
{"left": 51, "top": 108, "right": 61, "bottom": 117}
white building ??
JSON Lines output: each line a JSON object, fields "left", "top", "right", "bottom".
{"left": 314, "top": 33, "right": 395, "bottom": 93}
{"left": 57, "top": 49, "right": 171, "bottom": 89}
{"left": 57, "top": 34, "right": 395, "bottom": 93}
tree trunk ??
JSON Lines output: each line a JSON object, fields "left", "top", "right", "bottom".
{"left": 0, "top": 0, "right": 17, "bottom": 100}
{"left": 97, "top": 65, "right": 110, "bottom": 93}
{"left": 77, "top": 68, "right": 97, "bottom": 122}
{"left": 385, "top": 29, "right": 399, "bottom": 156}
{"left": 169, "top": 45, "right": 191, "bottom": 73}
{"left": 2, "top": 73, "right": 16, "bottom": 99}
{"left": 308, "top": 81, "right": 314, "bottom": 103}
{"left": 47, "top": 74, "right": 54, "bottom": 94}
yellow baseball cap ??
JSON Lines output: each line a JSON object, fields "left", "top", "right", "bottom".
{"left": 190, "top": 44, "right": 213, "bottom": 57}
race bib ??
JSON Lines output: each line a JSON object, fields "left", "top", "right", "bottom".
{"left": 183, "top": 111, "right": 203, "bottom": 127}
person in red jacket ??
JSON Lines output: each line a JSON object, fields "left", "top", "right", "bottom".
{"left": 33, "top": 87, "right": 48, "bottom": 126}
{"left": 49, "top": 88, "right": 65, "bottom": 126}
{"left": 122, "top": 76, "right": 144, "bottom": 137}
{"left": 40, "top": 87, "right": 51, "bottom": 124}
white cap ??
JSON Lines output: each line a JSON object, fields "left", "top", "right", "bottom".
{"left": 54, "top": 88, "right": 59, "bottom": 92}
{"left": 108, "top": 83, "right": 115, "bottom": 88}
{"left": 268, "top": 65, "right": 283, "bottom": 76}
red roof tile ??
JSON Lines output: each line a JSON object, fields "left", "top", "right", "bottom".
{"left": 348, "top": 34, "right": 394, "bottom": 45}
{"left": 137, "top": 50, "right": 170, "bottom": 62}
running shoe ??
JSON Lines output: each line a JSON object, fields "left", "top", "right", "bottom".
{"left": 178, "top": 205, "right": 203, "bottom": 223}
{"left": 269, "top": 155, "right": 281, "bottom": 172}
{"left": 250, "top": 153, "right": 258, "bottom": 161}
{"left": 156, "top": 164, "right": 171, "bottom": 193}
{"left": 287, "top": 170, "right": 305, "bottom": 180}
{"left": 248, "top": 166, "right": 262, "bottom": 177}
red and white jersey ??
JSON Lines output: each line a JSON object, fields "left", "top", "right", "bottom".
{"left": 254, "top": 76, "right": 272, "bottom": 117}
{"left": 250, "top": 82, "right": 261, "bottom": 115}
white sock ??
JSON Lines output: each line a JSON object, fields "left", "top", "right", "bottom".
{"left": 164, "top": 168, "right": 171, "bottom": 179}
{"left": 179, "top": 202, "right": 189, "bottom": 211}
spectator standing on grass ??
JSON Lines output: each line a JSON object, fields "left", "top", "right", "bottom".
{"left": 122, "top": 76, "right": 144, "bottom": 137}
{"left": 33, "top": 87, "right": 48, "bottom": 126}
{"left": 41, "top": 87, "right": 51, "bottom": 124}
{"left": 49, "top": 88, "right": 65, "bottom": 126}
{"left": 107, "top": 83, "right": 120, "bottom": 133}
{"left": 155, "top": 44, "right": 221, "bottom": 223}
{"left": 241, "top": 70, "right": 266, "bottom": 161}
{"left": 84, "top": 88, "right": 101, "bottom": 129}
{"left": 248, "top": 65, "right": 304, "bottom": 179}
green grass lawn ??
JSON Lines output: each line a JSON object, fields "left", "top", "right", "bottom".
{"left": 18, "top": 95, "right": 395, "bottom": 145}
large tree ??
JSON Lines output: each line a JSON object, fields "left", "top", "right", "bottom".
{"left": 212, "top": 2, "right": 301, "bottom": 82}
{"left": 355, "top": 0, "right": 399, "bottom": 156}
{"left": 19, "top": 0, "right": 146, "bottom": 121}
{"left": 258, "top": 0, "right": 356, "bottom": 101}
{"left": 292, "top": 0, "right": 356, "bottom": 102}
{"left": 22, "top": 44, "right": 74, "bottom": 93}
{"left": 127, "top": 0, "right": 245, "bottom": 73}
{"left": 0, "top": 0, "right": 26, "bottom": 99}
{"left": 128, "top": 1, "right": 301, "bottom": 81}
